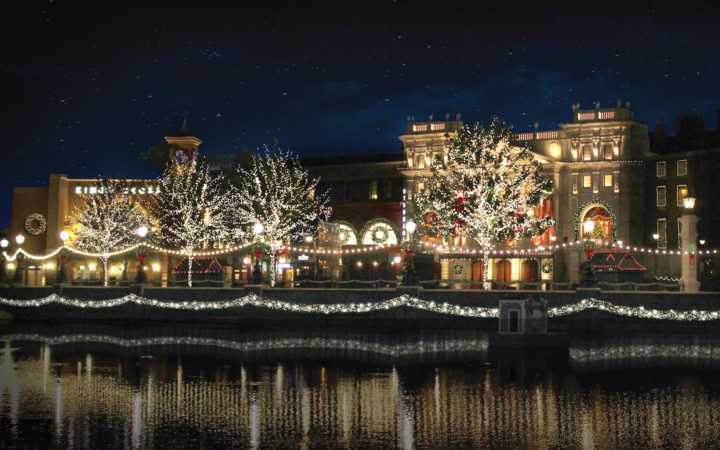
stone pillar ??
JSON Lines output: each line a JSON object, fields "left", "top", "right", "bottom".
{"left": 680, "top": 213, "right": 699, "bottom": 292}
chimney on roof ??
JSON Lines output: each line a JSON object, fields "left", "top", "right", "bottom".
{"left": 677, "top": 113, "right": 705, "bottom": 150}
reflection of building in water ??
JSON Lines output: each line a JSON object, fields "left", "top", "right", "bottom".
{"left": 4, "top": 340, "right": 720, "bottom": 448}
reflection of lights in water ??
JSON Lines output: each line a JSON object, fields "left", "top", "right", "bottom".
{"left": 6, "top": 335, "right": 720, "bottom": 448}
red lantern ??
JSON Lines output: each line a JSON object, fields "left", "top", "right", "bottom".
{"left": 137, "top": 252, "right": 146, "bottom": 264}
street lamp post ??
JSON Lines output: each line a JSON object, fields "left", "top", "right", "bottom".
{"left": 135, "top": 226, "right": 148, "bottom": 285}
{"left": 57, "top": 230, "right": 70, "bottom": 285}
{"left": 680, "top": 196, "right": 699, "bottom": 292}
{"left": 0, "top": 238, "right": 8, "bottom": 285}
{"left": 14, "top": 234, "right": 25, "bottom": 285}
{"left": 401, "top": 220, "right": 418, "bottom": 286}
{"left": 652, "top": 233, "right": 659, "bottom": 276}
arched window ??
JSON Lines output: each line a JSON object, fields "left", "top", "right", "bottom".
{"left": 361, "top": 219, "right": 399, "bottom": 246}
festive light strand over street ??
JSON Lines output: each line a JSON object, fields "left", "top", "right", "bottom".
{"left": 1, "top": 294, "right": 720, "bottom": 321}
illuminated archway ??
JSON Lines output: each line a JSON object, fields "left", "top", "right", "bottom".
{"left": 580, "top": 205, "right": 612, "bottom": 240}
{"left": 360, "top": 219, "right": 399, "bottom": 246}
{"left": 330, "top": 221, "right": 358, "bottom": 246}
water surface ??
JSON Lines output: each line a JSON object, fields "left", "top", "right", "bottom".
{"left": 2, "top": 325, "right": 720, "bottom": 449}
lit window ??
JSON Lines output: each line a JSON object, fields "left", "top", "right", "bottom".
{"left": 583, "top": 175, "right": 592, "bottom": 188}
{"left": 656, "top": 161, "right": 666, "bottom": 178}
{"left": 676, "top": 185, "right": 688, "bottom": 206}
{"left": 571, "top": 174, "right": 578, "bottom": 194}
{"left": 677, "top": 159, "right": 688, "bottom": 176}
{"left": 369, "top": 180, "right": 378, "bottom": 200}
{"left": 603, "top": 174, "right": 613, "bottom": 187}
{"left": 657, "top": 218, "right": 667, "bottom": 250}
{"left": 582, "top": 146, "right": 592, "bottom": 161}
{"left": 656, "top": 186, "right": 666, "bottom": 207}
{"left": 603, "top": 145, "right": 613, "bottom": 160}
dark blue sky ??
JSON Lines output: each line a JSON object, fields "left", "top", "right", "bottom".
{"left": 2, "top": 1, "right": 720, "bottom": 228}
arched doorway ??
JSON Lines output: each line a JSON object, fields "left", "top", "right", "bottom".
{"left": 471, "top": 260, "right": 484, "bottom": 281}
{"left": 495, "top": 259, "right": 511, "bottom": 282}
{"left": 581, "top": 205, "right": 612, "bottom": 240}
{"left": 521, "top": 259, "right": 538, "bottom": 282}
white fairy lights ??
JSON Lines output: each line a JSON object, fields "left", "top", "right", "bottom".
{"left": 1, "top": 294, "right": 719, "bottom": 322}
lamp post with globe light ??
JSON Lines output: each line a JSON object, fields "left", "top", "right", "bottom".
{"left": 135, "top": 225, "right": 149, "bottom": 285}
{"left": 401, "top": 220, "right": 418, "bottom": 286}
{"left": 14, "top": 234, "right": 26, "bottom": 285}
{"left": 652, "top": 232, "right": 660, "bottom": 276}
{"left": 251, "top": 222, "right": 265, "bottom": 285}
{"left": 680, "top": 196, "right": 699, "bottom": 292}
{"left": 57, "top": 230, "right": 70, "bottom": 285}
{"left": 0, "top": 237, "right": 8, "bottom": 285}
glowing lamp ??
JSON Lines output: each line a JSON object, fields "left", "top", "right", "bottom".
{"left": 356, "top": 261, "right": 363, "bottom": 268}
{"left": 549, "top": 142, "right": 562, "bottom": 159}
{"left": 0, "top": 238, "right": 8, "bottom": 248}
{"left": 372, "top": 261, "right": 379, "bottom": 267}
{"left": 15, "top": 234, "right": 25, "bottom": 245}
{"left": 136, "top": 225, "right": 149, "bottom": 238}
{"left": 652, "top": 233, "right": 659, "bottom": 241}
{"left": 242, "top": 257, "right": 251, "bottom": 265}
{"left": 151, "top": 262, "right": 161, "bottom": 273}
{"left": 405, "top": 220, "right": 417, "bottom": 234}
{"left": 683, "top": 196, "right": 696, "bottom": 209}
{"left": 550, "top": 235, "right": 557, "bottom": 242}
{"left": 582, "top": 220, "right": 595, "bottom": 235}
{"left": 392, "top": 255, "right": 402, "bottom": 264}
{"left": 304, "top": 235, "right": 313, "bottom": 243}
{"left": 699, "top": 239, "right": 706, "bottom": 246}
{"left": 88, "top": 262, "right": 97, "bottom": 271}
{"left": 59, "top": 230, "right": 70, "bottom": 241}
{"left": 253, "top": 222, "right": 264, "bottom": 235}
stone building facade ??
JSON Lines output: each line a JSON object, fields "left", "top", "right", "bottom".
{"left": 5, "top": 104, "right": 718, "bottom": 287}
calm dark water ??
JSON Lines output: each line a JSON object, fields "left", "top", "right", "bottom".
{"left": 2, "top": 325, "right": 720, "bottom": 449}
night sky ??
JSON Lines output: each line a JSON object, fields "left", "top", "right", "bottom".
{"left": 2, "top": 1, "right": 720, "bottom": 228}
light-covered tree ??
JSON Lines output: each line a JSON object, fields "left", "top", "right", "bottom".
{"left": 71, "top": 179, "right": 146, "bottom": 286}
{"left": 231, "top": 148, "right": 331, "bottom": 286}
{"left": 148, "top": 160, "right": 234, "bottom": 287}
{"left": 413, "top": 119, "right": 553, "bottom": 287}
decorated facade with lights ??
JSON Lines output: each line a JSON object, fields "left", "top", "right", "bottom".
{"left": 4, "top": 103, "right": 719, "bottom": 287}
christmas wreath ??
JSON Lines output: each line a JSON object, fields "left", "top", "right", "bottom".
{"left": 25, "top": 213, "right": 47, "bottom": 236}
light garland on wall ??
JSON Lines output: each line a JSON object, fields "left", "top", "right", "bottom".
{"left": 2, "top": 294, "right": 720, "bottom": 322}
{"left": 0, "top": 293, "right": 498, "bottom": 318}
{"left": 3, "top": 236, "right": 718, "bottom": 263}
{"left": 0, "top": 333, "right": 489, "bottom": 358}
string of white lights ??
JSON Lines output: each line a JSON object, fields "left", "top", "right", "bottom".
{"left": 0, "top": 293, "right": 498, "bottom": 317}
{"left": 548, "top": 298, "right": 720, "bottom": 321}
{"left": 5, "top": 236, "right": 717, "bottom": 263}
{"left": 1, "top": 294, "right": 720, "bottom": 322}
{"left": 0, "top": 333, "right": 489, "bottom": 356}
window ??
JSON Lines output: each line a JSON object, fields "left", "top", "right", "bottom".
{"left": 677, "top": 218, "right": 682, "bottom": 250}
{"left": 613, "top": 171, "right": 620, "bottom": 193}
{"left": 656, "top": 161, "right": 666, "bottom": 178}
{"left": 677, "top": 159, "right": 688, "bottom": 176}
{"left": 582, "top": 146, "right": 592, "bottom": 161}
{"left": 656, "top": 186, "right": 666, "bottom": 207}
{"left": 657, "top": 218, "right": 667, "bottom": 250}
{"left": 571, "top": 174, "right": 578, "bottom": 194}
{"left": 603, "top": 174, "right": 613, "bottom": 187}
{"left": 583, "top": 175, "right": 592, "bottom": 188}
{"left": 676, "top": 185, "right": 688, "bottom": 206}
{"left": 603, "top": 145, "right": 613, "bottom": 160}
{"left": 369, "top": 180, "right": 378, "bottom": 200}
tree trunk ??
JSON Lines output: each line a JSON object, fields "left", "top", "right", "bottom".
{"left": 187, "top": 255, "right": 193, "bottom": 287}
{"left": 482, "top": 251, "right": 491, "bottom": 290}
{"left": 268, "top": 251, "right": 276, "bottom": 287}
{"left": 101, "top": 257, "right": 109, "bottom": 287}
